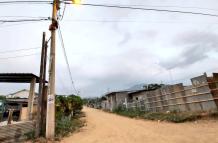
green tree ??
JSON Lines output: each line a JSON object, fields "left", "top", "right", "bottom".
{"left": 56, "top": 95, "right": 83, "bottom": 119}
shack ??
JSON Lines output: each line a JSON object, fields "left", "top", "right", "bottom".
{"left": 105, "top": 90, "right": 130, "bottom": 111}
{"left": 0, "top": 73, "right": 45, "bottom": 122}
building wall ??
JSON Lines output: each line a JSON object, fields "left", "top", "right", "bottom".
{"left": 190, "top": 74, "right": 217, "bottom": 111}
{"left": 105, "top": 92, "right": 129, "bottom": 111}
{"left": 115, "top": 92, "right": 128, "bottom": 106}
{"left": 101, "top": 100, "right": 110, "bottom": 110}
{"left": 127, "top": 74, "right": 218, "bottom": 112}
{"left": 132, "top": 92, "right": 147, "bottom": 101}
{"left": 7, "top": 90, "right": 29, "bottom": 98}
{"left": 106, "top": 94, "right": 116, "bottom": 111}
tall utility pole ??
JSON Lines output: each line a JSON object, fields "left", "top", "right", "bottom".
{"left": 36, "top": 32, "right": 46, "bottom": 137}
{"left": 41, "top": 41, "right": 48, "bottom": 136}
{"left": 46, "top": 0, "right": 59, "bottom": 139}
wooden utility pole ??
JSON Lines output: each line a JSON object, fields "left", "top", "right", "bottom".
{"left": 41, "top": 85, "right": 48, "bottom": 136}
{"left": 46, "top": 0, "right": 59, "bottom": 139}
{"left": 36, "top": 32, "right": 46, "bottom": 137}
{"left": 41, "top": 41, "right": 48, "bottom": 136}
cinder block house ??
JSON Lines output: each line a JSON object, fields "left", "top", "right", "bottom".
{"left": 105, "top": 90, "right": 130, "bottom": 111}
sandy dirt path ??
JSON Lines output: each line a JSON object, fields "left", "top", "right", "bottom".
{"left": 62, "top": 107, "right": 218, "bottom": 143}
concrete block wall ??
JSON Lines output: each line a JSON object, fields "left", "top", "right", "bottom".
{"left": 125, "top": 73, "right": 218, "bottom": 112}
{"left": 115, "top": 92, "right": 128, "bottom": 106}
{"left": 208, "top": 73, "right": 218, "bottom": 107}
{"left": 191, "top": 74, "right": 217, "bottom": 111}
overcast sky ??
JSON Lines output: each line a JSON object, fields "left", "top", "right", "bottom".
{"left": 0, "top": 0, "right": 218, "bottom": 97}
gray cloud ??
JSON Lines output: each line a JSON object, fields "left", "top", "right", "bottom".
{"left": 118, "top": 30, "right": 158, "bottom": 46}
{"left": 159, "top": 31, "right": 218, "bottom": 69}
{"left": 118, "top": 32, "right": 131, "bottom": 46}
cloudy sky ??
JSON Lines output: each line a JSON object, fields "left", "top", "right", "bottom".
{"left": 0, "top": 0, "right": 218, "bottom": 97}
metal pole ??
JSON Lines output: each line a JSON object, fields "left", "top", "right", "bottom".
{"left": 46, "top": 0, "right": 59, "bottom": 139}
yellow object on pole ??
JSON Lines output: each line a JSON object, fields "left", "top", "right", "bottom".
{"left": 72, "top": 0, "right": 81, "bottom": 4}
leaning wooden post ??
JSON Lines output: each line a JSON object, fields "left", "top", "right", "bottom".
{"left": 7, "top": 109, "right": 13, "bottom": 125}
{"left": 36, "top": 32, "right": 46, "bottom": 137}
{"left": 28, "top": 77, "right": 36, "bottom": 120}
{"left": 41, "top": 86, "right": 48, "bottom": 136}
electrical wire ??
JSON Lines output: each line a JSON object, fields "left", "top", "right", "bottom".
{"left": 0, "top": 53, "right": 40, "bottom": 60}
{"left": 0, "top": 16, "right": 48, "bottom": 18}
{"left": 0, "top": 47, "right": 40, "bottom": 54}
{"left": 0, "top": 21, "right": 46, "bottom": 28}
{"left": 58, "top": 23, "right": 79, "bottom": 95}
{"left": 1, "top": 0, "right": 218, "bottom": 18}
{"left": 87, "top": 3, "right": 218, "bottom": 12}
{"left": 63, "top": 2, "right": 218, "bottom": 18}
{"left": 0, "top": 18, "right": 50, "bottom": 23}
{"left": 60, "top": 3, "right": 67, "bottom": 20}
{"left": 1, "top": 1, "right": 217, "bottom": 18}
{"left": 1, "top": 0, "right": 217, "bottom": 12}
{"left": 0, "top": 1, "right": 52, "bottom": 4}
{"left": 64, "top": 19, "right": 218, "bottom": 24}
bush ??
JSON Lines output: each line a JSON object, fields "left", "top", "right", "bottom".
{"left": 56, "top": 95, "right": 83, "bottom": 118}
{"left": 24, "top": 130, "right": 35, "bottom": 140}
{"left": 55, "top": 95, "right": 84, "bottom": 138}
{"left": 56, "top": 116, "right": 79, "bottom": 137}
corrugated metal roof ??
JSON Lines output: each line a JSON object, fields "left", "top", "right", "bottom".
{"left": 0, "top": 73, "right": 47, "bottom": 83}
{"left": 104, "top": 90, "right": 133, "bottom": 96}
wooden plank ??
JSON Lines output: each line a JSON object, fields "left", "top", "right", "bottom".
{"left": 0, "top": 121, "right": 35, "bottom": 143}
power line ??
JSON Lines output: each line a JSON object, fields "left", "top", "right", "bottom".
{"left": 1, "top": 1, "right": 217, "bottom": 18}
{"left": 92, "top": 4, "right": 218, "bottom": 12}
{"left": 0, "top": 18, "right": 50, "bottom": 23}
{"left": 0, "top": 53, "right": 40, "bottom": 60}
{"left": 0, "top": 47, "right": 40, "bottom": 54}
{"left": 64, "top": 19, "right": 218, "bottom": 24}
{"left": 1, "top": 0, "right": 218, "bottom": 12}
{"left": 58, "top": 23, "right": 79, "bottom": 95}
{"left": 1, "top": 0, "right": 218, "bottom": 17}
{"left": 63, "top": 2, "right": 218, "bottom": 18}
{"left": 0, "top": 16, "right": 48, "bottom": 18}
{"left": 0, "top": 1, "right": 52, "bottom": 4}
{"left": 0, "top": 21, "right": 45, "bottom": 28}
{"left": 60, "top": 3, "right": 67, "bottom": 20}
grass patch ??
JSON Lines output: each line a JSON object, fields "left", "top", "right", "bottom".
{"left": 143, "top": 112, "right": 201, "bottom": 123}
{"left": 55, "top": 113, "right": 85, "bottom": 139}
{"left": 113, "top": 107, "right": 144, "bottom": 118}
{"left": 24, "top": 130, "right": 35, "bottom": 140}
{"left": 113, "top": 107, "right": 218, "bottom": 123}
{"left": 208, "top": 111, "right": 218, "bottom": 118}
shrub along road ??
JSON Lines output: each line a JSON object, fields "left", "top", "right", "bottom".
{"left": 62, "top": 107, "right": 218, "bottom": 143}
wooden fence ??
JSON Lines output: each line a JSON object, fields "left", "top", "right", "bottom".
{"left": 0, "top": 121, "right": 35, "bottom": 143}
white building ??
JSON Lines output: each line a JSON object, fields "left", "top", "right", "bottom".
{"left": 6, "top": 89, "right": 38, "bottom": 99}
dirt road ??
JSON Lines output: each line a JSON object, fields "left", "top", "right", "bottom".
{"left": 62, "top": 107, "right": 218, "bottom": 143}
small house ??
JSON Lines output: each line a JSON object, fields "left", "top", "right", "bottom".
{"left": 105, "top": 90, "right": 130, "bottom": 111}
{"left": 6, "top": 89, "right": 38, "bottom": 99}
